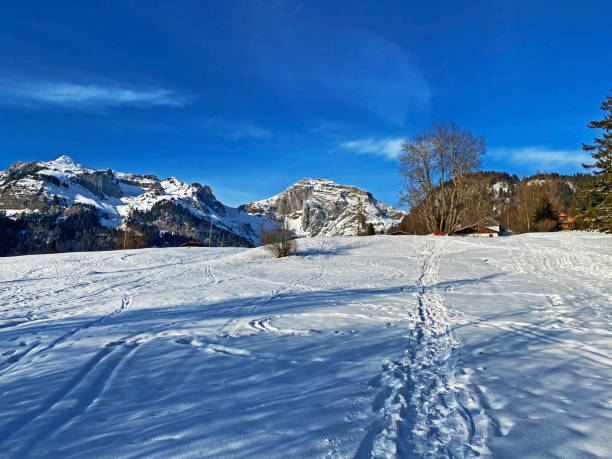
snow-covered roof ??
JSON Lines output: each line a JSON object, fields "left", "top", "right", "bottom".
{"left": 474, "top": 217, "right": 500, "bottom": 227}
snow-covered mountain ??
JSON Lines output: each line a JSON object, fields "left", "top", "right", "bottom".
{"left": 243, "top": 178, "right": 405, "bottom": 236}
{"left": 0, "top": 157, "right": 405, "bottom": 255}
{"left": 0, "top": 155, "right": 273, "bottom": 250}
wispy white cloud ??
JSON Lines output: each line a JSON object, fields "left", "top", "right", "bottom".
{"left": 340, "top": 137, "right": 404, "bottom": 160}
{"left": 290, "top": 2, "right": 305, "bottom": 17}
{"left": 0, "top": 80, "right": 193, "bottom": 110}
{"left": 205, "top": 118, "right": 272, "bottom": 140}
{"left": 490, "top": 146, "right": 590, "bottom": 170}
{"left": 250, "top": 26, "right": 430, "bottom": 124}
{"left": 227, "top": 122, "right": 272, "bottom": 140}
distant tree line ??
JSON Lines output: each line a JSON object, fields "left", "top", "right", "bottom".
{"left": 390, "top": 92, "right": 612, "bottom": 234}
{"left": 0, "top": 199, "right": 254, "bottom": 257}
{"left": 389, "top": 169, "right": 599, "bottom": 235}
{"left": 0, "top": 204, "right": 118, "bottom": 257}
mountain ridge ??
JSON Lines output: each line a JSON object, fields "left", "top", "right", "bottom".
{"left": 0, "top": 156, "right": 405, "bottom": 256}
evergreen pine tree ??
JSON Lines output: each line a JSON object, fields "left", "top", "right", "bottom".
{"left": 532, "top": 194, "right": 556, "bottom": 225}
{"left": 581, "top": 91, "right": 612, "bottom": 231}
{"left": 365, "top": 222, "right": 375, "bottom": 236}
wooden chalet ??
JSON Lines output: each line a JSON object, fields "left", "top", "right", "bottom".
{"left": 557, "top": 213, "right": 576, "bottom": 230}
{"left": 452, "top": 217, "right": 501, "bottom": 237}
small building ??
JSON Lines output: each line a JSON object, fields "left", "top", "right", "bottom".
{"left": 452, "top": 217, "right": 501, "bottom": 237}
{"left": 558, "top": 213, "right": 576, "bottom": 230}
{"left": 389, "top": 230, "right": 410, "bottom": 236}
{"left": 180, "top": 240, "right": 206, "bottom": 247}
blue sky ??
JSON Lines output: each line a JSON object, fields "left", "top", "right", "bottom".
{"left": 1, "top": 1, "right": 611, "bottom": 206}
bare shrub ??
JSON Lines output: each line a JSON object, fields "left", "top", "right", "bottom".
{"left": 261, "top": 197, "right": 297, "bottom": 257}
{"left": 535, "top": 219, "right": 558, "bottom": 232}
{"left": 261, "top": 227, "right": 296, "bottom": 257}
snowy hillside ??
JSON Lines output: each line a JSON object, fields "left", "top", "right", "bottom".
{"left": 243, "top": 178, "right": 405, "bottom": 237}
{"left": 0, "top": 233, "right": 610, "bottom": 457}
{"left": 0, "top": 155, "right": 272, "bottom": 246}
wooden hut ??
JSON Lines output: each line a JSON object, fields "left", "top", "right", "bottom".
{"left": 452, "top": 217, "right": 501, "bottom": 237}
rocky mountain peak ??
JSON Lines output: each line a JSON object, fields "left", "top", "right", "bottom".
{"left": 244, "top": 178, "right": 404, "bottom": 237}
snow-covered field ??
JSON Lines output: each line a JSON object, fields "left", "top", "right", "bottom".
{"left": 0, "top": 233, "right": 610, "bottom": 458}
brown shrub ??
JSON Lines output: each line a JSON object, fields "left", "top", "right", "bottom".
{"left": 261, "top": 227, "right": 296, "bottom": 258}
{"left": 535, "top": 219, "right": 558, "bottom": 232}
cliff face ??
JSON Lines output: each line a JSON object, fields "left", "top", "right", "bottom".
{"left": 244, "top": 178, "right": 405, "bottom": 236}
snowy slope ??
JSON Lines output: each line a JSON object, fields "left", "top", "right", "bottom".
{"left": 0, "top": 233, "right": 610, "bottom": 458}
{"left": 244, "top": 178, "right": 405, "bottom": 237}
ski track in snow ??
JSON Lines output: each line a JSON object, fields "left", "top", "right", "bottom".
{"left": 2, "top": 340, "right": 140, "bottom": 454}
{"left": 0, "top": 235, "right": 610, "bottom": 458}
{"left": 361, "top": 239, "right": 488, "bottom": 458}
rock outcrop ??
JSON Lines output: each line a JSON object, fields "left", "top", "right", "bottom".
{"left": 244, "top": 178, "right": 405, "bottom": 236}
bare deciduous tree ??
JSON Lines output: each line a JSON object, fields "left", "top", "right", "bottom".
{"left": 399, "top": 122, "right": 485, "bottom": 234}
{"left": 115, "top": 224, "right": 148, "bottom": 250}
{"left": 355, "top": 199, "right": 366, "bottom": 235}
{"left": 515, "top": 177, "right": 536, "bottom": 232}
{"left": 460, "top": 176, "right": 496, "bottom": 226}
{"left": 514, "top": 176, "right": 558, "bottom": 232}
{"left": 261, "top": 197, "right": 296, "bottom": 257}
